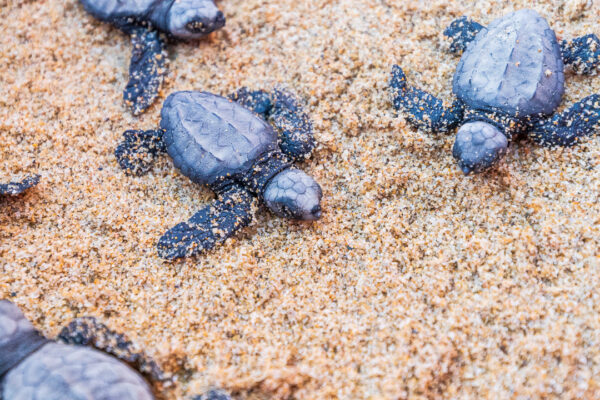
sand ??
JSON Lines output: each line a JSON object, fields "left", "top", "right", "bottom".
{"left": 1, "top": 0, "right": 600, "bottom": 398}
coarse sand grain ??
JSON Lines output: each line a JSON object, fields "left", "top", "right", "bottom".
{"left": 1, "top": 0, "right": 600, "bottom": 399}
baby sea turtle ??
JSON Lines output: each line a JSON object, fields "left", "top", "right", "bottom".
{"left": 0, "top": 175, "right": 39, "bottom": 197}
{"left": 0, "top": 300, "right": 164, "bottom": 400}
{"left": 390, "top": 9, "right": 600, "bottom": 174}
{"left": 80, "top": 0, "right": 226, "bottom": 115}
{"left": 115, "top": 88, "right": 322, "bottom": 260}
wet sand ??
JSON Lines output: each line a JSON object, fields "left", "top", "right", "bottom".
{"left": 1, "top": 0, "right": 600, "bottom": 398}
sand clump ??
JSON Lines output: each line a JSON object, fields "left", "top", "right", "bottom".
{"left": 2, "top": 0, "right": 600, "bottom": 399}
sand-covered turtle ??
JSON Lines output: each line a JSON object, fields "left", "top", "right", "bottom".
{"left": 80, "top": 0, "right": 226, "bottom": 115}
{"left": 115, "top": 88, "right": 322, "bottom": 260}
{"left": 0, "top": 175, "right": 39, "bottom": 197}
{"left": 390, "top": 9, "right": 600, "bottom": 174}
{"left": 0, "top": 300, "right": 164, "bottom": 399}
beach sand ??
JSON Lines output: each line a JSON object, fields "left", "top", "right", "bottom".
{"left": 1, "top": 0, "right": 600, "bottom": 398}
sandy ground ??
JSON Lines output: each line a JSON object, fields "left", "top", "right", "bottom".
{"left": 2, "top": 0, "right": 600, "bottom": 399}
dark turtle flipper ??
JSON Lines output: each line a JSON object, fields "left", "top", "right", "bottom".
{"left": 530, "top": 94, "right": 600, "bottom": 147}
{"left": 115, "top": 129, "right": 166, "bottom": 176}
{"left": 443, "top": 16, "right": 484, "bottom": 54}
{"left": 228, "top": 87, "right": 273, "bottom": 118}
{"left": 0, "top": 300, "right": 49, "bottom": 377}
{"left": 269, "top": 89, "right": 316, "bottom": 161}
{"left": 561, "top": 34, "right": 600, "bottom": 75}
{"left": 0, "top": 175, "right": 39, "bottom": 196}
{"left": 390, "top": 65, "right": 464, "bottom": 133}
{"left": 230, "top": 88, "right": 316, "bottom": 161}
{"left": 123, "top": 28, "right": 168, "bottom": 115}
{"left": 58, "top": 316, "right": 167, "bottom": 383}
{"left": 157, "top": 184, "right": 255, "bottom": 260}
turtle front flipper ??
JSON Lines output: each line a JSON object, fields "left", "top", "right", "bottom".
{"left": 124, "top": 28, "right": 168, "bottom": 115}
{"left": 0, "top": 174, "right": 40, "bottom": 196}
{"left": 229, "top": 88, "right": 316, "bottom": 161}
{"left": 115, "top": 129, "right": 166, "bottom": 176}
{"left": 268, "top": 89, "right": 316, "bottom": 161}
{"left": 157, "top": 184, "right": 256, "bottom": 260}
{"left": 443, "top": 16, "right": 484, "bottom": 53}
{"left": 228, "top": 88, "right": 273, "bottom": 119}
{"left": 530, "top": 94, "right": 600, "bottom": 147}
{"left": 390, "top": 65, "right": 464, "bottom": 133}
{"left": 58, "top": 316, "right": 166, "bottom": 383}
{"left": 561, "top": 34, "right": 600, "bottom": 75}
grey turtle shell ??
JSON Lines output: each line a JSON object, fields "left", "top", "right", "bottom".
{"left": 453, "top": 9, "right": 565, "bottom": 117}
{"left": 2, "top": 343, "right": 154, "bottom": 400}
{"left": 160, "top": 91, "right": 278, "bottom": 186}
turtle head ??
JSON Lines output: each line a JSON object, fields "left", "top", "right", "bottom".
{"left": 264, "top": 168, "right": 322, "bottom": 221}
{"left": 167, "top": 0, "right": 225, "bottom": 40}
{"left": 452, "top": 121, "right": 508, "bottom": 175}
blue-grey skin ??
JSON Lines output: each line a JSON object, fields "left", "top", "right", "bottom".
{"left": 390, "top": 9, "right": 600, "bottom": 174}
{"left": 0, "top": 175, "right": 39, "bottom": 196}
{"left": 79, "top": 0, "right": 225, "bottom": 115}
{"left": 115, "top": 89, "right": 322, "bottom": 260}
{"left": 0, "top": 300, "right": 154, "bottom": 400}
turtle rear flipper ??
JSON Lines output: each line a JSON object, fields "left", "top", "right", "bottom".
{"left": 157, "top": 184, "right": 256, "bottom": 260}
{"left": 124, "top": 28, "right": 168, "bottom": 116}
{"left": 561, "top": 34, "right": 600, "bottom": 75}
{"left": 530, "top": 94, "right": 600, "bottom": 147}
{"left": 443, "top": 16, "right": 484, "bottom": 53}
{"left": 390, "top": 65, "right": 464, "bottom": 133}
{"left": 0, "top": 174, "right": 39, "bottom": 196}
{"left": 115, "top": 129, "right": 166, "bottom": 176}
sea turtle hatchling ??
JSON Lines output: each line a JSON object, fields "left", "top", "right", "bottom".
{"left": 0, "top": 175, "right": 39, "bottom": 197}
{"left": 390, "top": 9, "right": 600, "bottom": 174}
{"left": 79, "top": 0, "right": 226, "bottom": 115}
{"left": 0, "top": 300, "right": 169, "bottom": 400}
{"left": 115, "top": 88, "right": 322, "bottom": 260}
